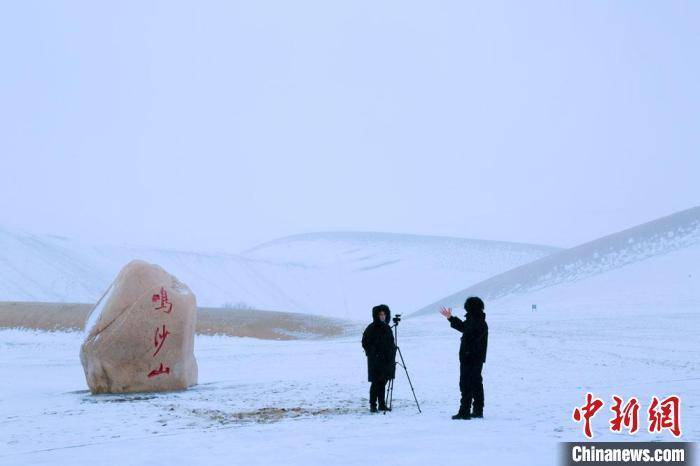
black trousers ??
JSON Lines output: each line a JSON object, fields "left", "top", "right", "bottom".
{"left": 369, "top": 379, "right": 387, "bottom": 407}
{"left": 459, "top": 362, "right": 484, "bottom": 413}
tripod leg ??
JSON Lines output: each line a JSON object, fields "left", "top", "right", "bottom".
{"left": 396, "top": 346, "right": 422, "bottom": 413}
{"left": 385, "top": 378, "right": 393, "bottom": 411}
{"left": 389, "top": 378, "right": 393, "bottom": 409}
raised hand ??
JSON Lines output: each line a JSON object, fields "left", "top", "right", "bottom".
{"left": 439, "top": 306, "right": 453, "bottom": 319}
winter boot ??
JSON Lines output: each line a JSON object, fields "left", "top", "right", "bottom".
{"left": 471, "top": 408, "right": 483, "bottom": 418}
{"left": 370, "top": 404, "right": 378, "bottom": 413}
{"left": 451, "top": 408, "right": 471, "bottom": 420}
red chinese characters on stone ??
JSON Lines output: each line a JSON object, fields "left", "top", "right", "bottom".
{"left": 147, "top": 285, "right": 174, "bottom": 378}
{"left": 153, "top": 324, "right": 170, "bottom": 357}
{"left": 648, "top": 395, "right": 681, "bottom": 438}
{"left": 151, "top": 287, "right": 173, "bottom": 313}
{"left": 147, "top": 362, "right": 170, "bottom": 378}
{"left": 609, "top": 395, "right": 640, "bottom": 434}
{"left": 573, "top": 392, "right": 604, "bottom": 438}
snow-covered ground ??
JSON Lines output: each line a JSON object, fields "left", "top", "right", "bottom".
{"left": 0, "top": 228, "right": 556, "bottom": 319}
{"left": 1, "top": 299, "right": 697, "bottom": 465}
{"left": 1, "top": 208, "right": 698, "bottom": 465}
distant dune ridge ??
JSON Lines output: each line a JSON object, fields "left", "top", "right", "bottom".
{"left": 240, "top": 232, "right": 558, "bottom": 319}
{"left": 1, "top": 207, "right": 698, "bottom": 326}
{"left": 0, "top": 229, "right": 557, "bottom": 320}
{"left": 412, "top": 205, "right": 700, "bottom": 316}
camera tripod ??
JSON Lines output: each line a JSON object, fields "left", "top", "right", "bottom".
{"left": 385, "top": 315, "right": 421, "bottom": 413}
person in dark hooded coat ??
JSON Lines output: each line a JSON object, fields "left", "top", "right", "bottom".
{"left": 361, "top": 304, "right": 396, "bottom": 412}
{"left": 440, "top": 296, "right": 488, "bottom": 420}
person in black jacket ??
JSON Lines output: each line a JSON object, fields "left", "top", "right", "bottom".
{"left": 361, "top": 304, "right": 396, "bottom": 412}
{"left": 440, "top": 296, "right": 488, "bottom": 420}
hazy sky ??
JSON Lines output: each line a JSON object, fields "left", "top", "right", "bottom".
{"left": 1, "top": 1, "right": 698, "bottom": 252}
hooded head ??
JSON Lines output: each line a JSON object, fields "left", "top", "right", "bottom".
{"left": 372, "top": 304, "right": 391, "bottom": 324}
{"left": 464, "top": 296, "right": 485, "bottom": 319}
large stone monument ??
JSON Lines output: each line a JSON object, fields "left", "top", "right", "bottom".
{"left": 80, "top": 260, "right": 198, "bottom": 394}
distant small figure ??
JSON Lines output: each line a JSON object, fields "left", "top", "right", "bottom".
{"left": 440, "top": 297, "right": 488, "bottom": 420}
{"left": 532, "top": 304, "right": 537, "bottom": 312}
{"left": 361, "top": 304, "right": 395, "bottom": 413}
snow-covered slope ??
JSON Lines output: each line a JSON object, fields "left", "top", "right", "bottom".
{"left": 0, "top": 229, "right": 301, "bottom": 312}
{"left": 412, "top": 206, "right": 700, "bottom": 316}
{"left": 0, "top": 229, "right": 558, "bottom": 319}
{"left": 241, "top": 232, "right": 558, "bottom": 318}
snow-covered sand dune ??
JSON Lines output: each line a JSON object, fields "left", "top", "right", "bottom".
{"left": 0, "top": 228, "right": 557, "bottom": 320}
{"left": 413, "top": 206, "right": 700, "bottom": 316}
{"left": 241, "top": 232, "right": 558, "bottom": 319}
{"left": 0, "top": 229, "right": 302, "bottom": 313}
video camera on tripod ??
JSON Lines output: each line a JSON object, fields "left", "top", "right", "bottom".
{"left": 386, "top": 313, "right": 421, "bottom": 413}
